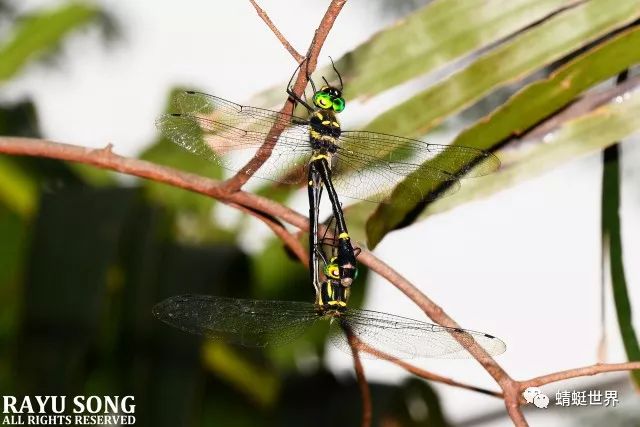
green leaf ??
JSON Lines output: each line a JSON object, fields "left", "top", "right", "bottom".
{"left": 363, "top": 0, "right": 640, "bottom": 138}
{"left": 366, "top": 25, "right": 640, "bottom": 246}
{"left": 251, "top": 0, "right": 578, "bottom": 105}
{"left": 339, "top": 0, "right": 579, "bottom": 100}
{"left": 0, "top": 3, "right": 100, "bottom": 82}
{"left": 427, "top": 86, "right": 640, "bottom": 218}
{"left": 602, "top": 145, "right": 640, "bottom": 387}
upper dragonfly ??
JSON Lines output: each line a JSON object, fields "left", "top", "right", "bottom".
{"left": 156, "top": 61, "right": 500, "bottom": 206}
{"left": 157, "top": 59, "right": 499, "bottom": 286}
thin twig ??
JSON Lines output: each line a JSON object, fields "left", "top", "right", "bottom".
{"left": 357, "top": 340, "right": 503, "bottom": 398}
{"left": 228, "top": 202, "right": 308, "bottom": 266}
{"left": 345, "top": 326, "right": 372, "bottom": 427}
{"left": 0, "top": 138, "right": 308, "bottom": 265}
{"left": 356, "top": 250, "right": 527, "bottom": 426}
{"left": 249, "top": 0, "right": 303, "bottom": 62}
{"left": 520, "top": 361, "right": 640, "bottom": 389}
{"left": 223, "top": 0, "right": 347, "bottom": 192}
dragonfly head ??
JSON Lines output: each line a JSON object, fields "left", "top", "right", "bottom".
{"left": 313, "top": 86, "right": 345, "bottom": 113}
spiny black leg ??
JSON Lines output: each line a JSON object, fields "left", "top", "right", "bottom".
{"left": 287, "top": 57, "right": 315, "bottom": 112}
{"left": 308, "top": 166, "right": 324, "bottom": 294}
{"left": 287, "top": 88, "right": 314, "bottom": 112}
{"left": 305, "top": 57, "right": 317, "bottom": 94}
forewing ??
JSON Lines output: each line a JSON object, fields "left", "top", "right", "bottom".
{"left": 338, "top": 130, "right": 500, "bottom": 178}
{"left": 156, "top": 91, "right": 313, "bottom": 184}
{"left": 152, "top": 295, "right": 319, "bottom": 347}
{"left": 330, "top": 130, "right": 499, "bottom": 204}
{"left": 329, "top": 308, "right": 506, "bottom": 359}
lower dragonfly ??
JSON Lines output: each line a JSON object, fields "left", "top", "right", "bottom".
{"left": 156, "top": 58, "right": 500, "bottom": 287}
{"left": 153, "top": 218, "right": 506, "bottom": 359}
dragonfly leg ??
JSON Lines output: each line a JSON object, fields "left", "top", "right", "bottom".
{"left": 311, "top": 158, "right": 357, "bottom": 287}
{"left": 287, "top": 88, "right": 314, "bottom": 112}
{"left": 287, "top": 58, "right": 315, "bottom": 112}
{"left": 308, "top": 167, "right": 324, "bottom": 295}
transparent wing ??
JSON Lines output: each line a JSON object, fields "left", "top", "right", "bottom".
{"left": 329, "top": 308, "right": 506, "bottom": 359}
{"left": 156, "top": 91, "right": 500, "bottom": 202}
{"left": 330, "top": 130, "right": 499, "bottom": 203}
{"left": 330, "top": 150, "right": 460, "bottom": 204}
{"left": 338, "top": 130, "right": 500, "bottom": 177}
{"left": 156, "top": 91, "right": 313, "bottom": 184}
{"left": 152, "top": 295, "right": 320, "bottom": 347}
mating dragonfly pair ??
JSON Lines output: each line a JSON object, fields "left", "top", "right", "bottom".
{"left": 152, "top": 59, "right": 506, "bottom": 359}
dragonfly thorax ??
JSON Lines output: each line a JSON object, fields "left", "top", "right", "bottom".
{"left": 309, "top": 109, "right": 341, "bottom": 153}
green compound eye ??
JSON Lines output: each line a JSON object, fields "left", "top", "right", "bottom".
{"left": 314, "top": 93, "right": 332, "bottom": 109}
{"left": 332, "top": 97, "right": 345, "bottom": 112}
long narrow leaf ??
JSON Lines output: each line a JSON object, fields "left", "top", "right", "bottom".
{"left": 426, "top": 87, "right": 640, "bottom": 217}
{"left": 363, "top": 0, "right": 640, "bottom": 138}
{"left": 341, "top": 0, "right": 581, "bottom": 99}
{"left": 602, "top": 144, "right": 640, "bottom": 387}
{"left": 367, "top": 25, "right": 640, "bottom": 246}
{"left": 250, "top": 0, "right": 578, "bottom": 106}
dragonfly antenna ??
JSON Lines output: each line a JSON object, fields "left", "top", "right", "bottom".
{"left": 328, "top": 56, "right": 343, "bottom": 90}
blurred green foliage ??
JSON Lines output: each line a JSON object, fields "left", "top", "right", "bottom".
{"left": 0, "top": 3, "right": 101, "bottom": 82}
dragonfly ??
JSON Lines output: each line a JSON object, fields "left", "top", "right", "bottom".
{"left": 152, "top": 216, "right": 506, "bottom": 359}
{"left": 156, "top": 58, "right": 500, "bottom": 286}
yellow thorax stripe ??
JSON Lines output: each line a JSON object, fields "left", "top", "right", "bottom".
{"left": 338, "top": 232, "right": 349, "bottom": 240}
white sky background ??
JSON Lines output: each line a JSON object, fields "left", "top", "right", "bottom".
{"left": 3, "top": 0, "right": 640, "bottom": 425}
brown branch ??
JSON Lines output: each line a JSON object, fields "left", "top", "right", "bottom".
{"left": 357, "top": 340, "right": 503, "bottom": 398}
{"left": 355, "top": 251, "right": 527, "bottom": 425}
{"left": 345, "top": 326, "right": 372, "bottom": 427}
{"left": 0, "top": 137, "right": 308, "bottom": 264}
{"left": 222, "top": 0, "right": 347, "bottom": 192}
{"left": 0, "top": 136, "right": 522, "bottom": 422}
{"left": 249, "top": 0, "right": 303, "bottom": 62}
{"left": 520, "top": 361, "right": 640, "bottom": 389}
{"left": 5, "top": 137, "right": 640, "bottom": 424}
{"left": 228, "top": 202, "right": 308, "bottom": 266}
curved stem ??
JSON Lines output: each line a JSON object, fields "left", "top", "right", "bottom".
{"left": 248, "top": 0, "right": 303, "bottom": 62}
{"left": 520, "top": 361, "right": 640, "bottom": 388}
{"left": 223, "top": 0, "right": 347, "bottom": 191}
{"left": 345, "top": 326, "right": 372, "bottom": 427}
